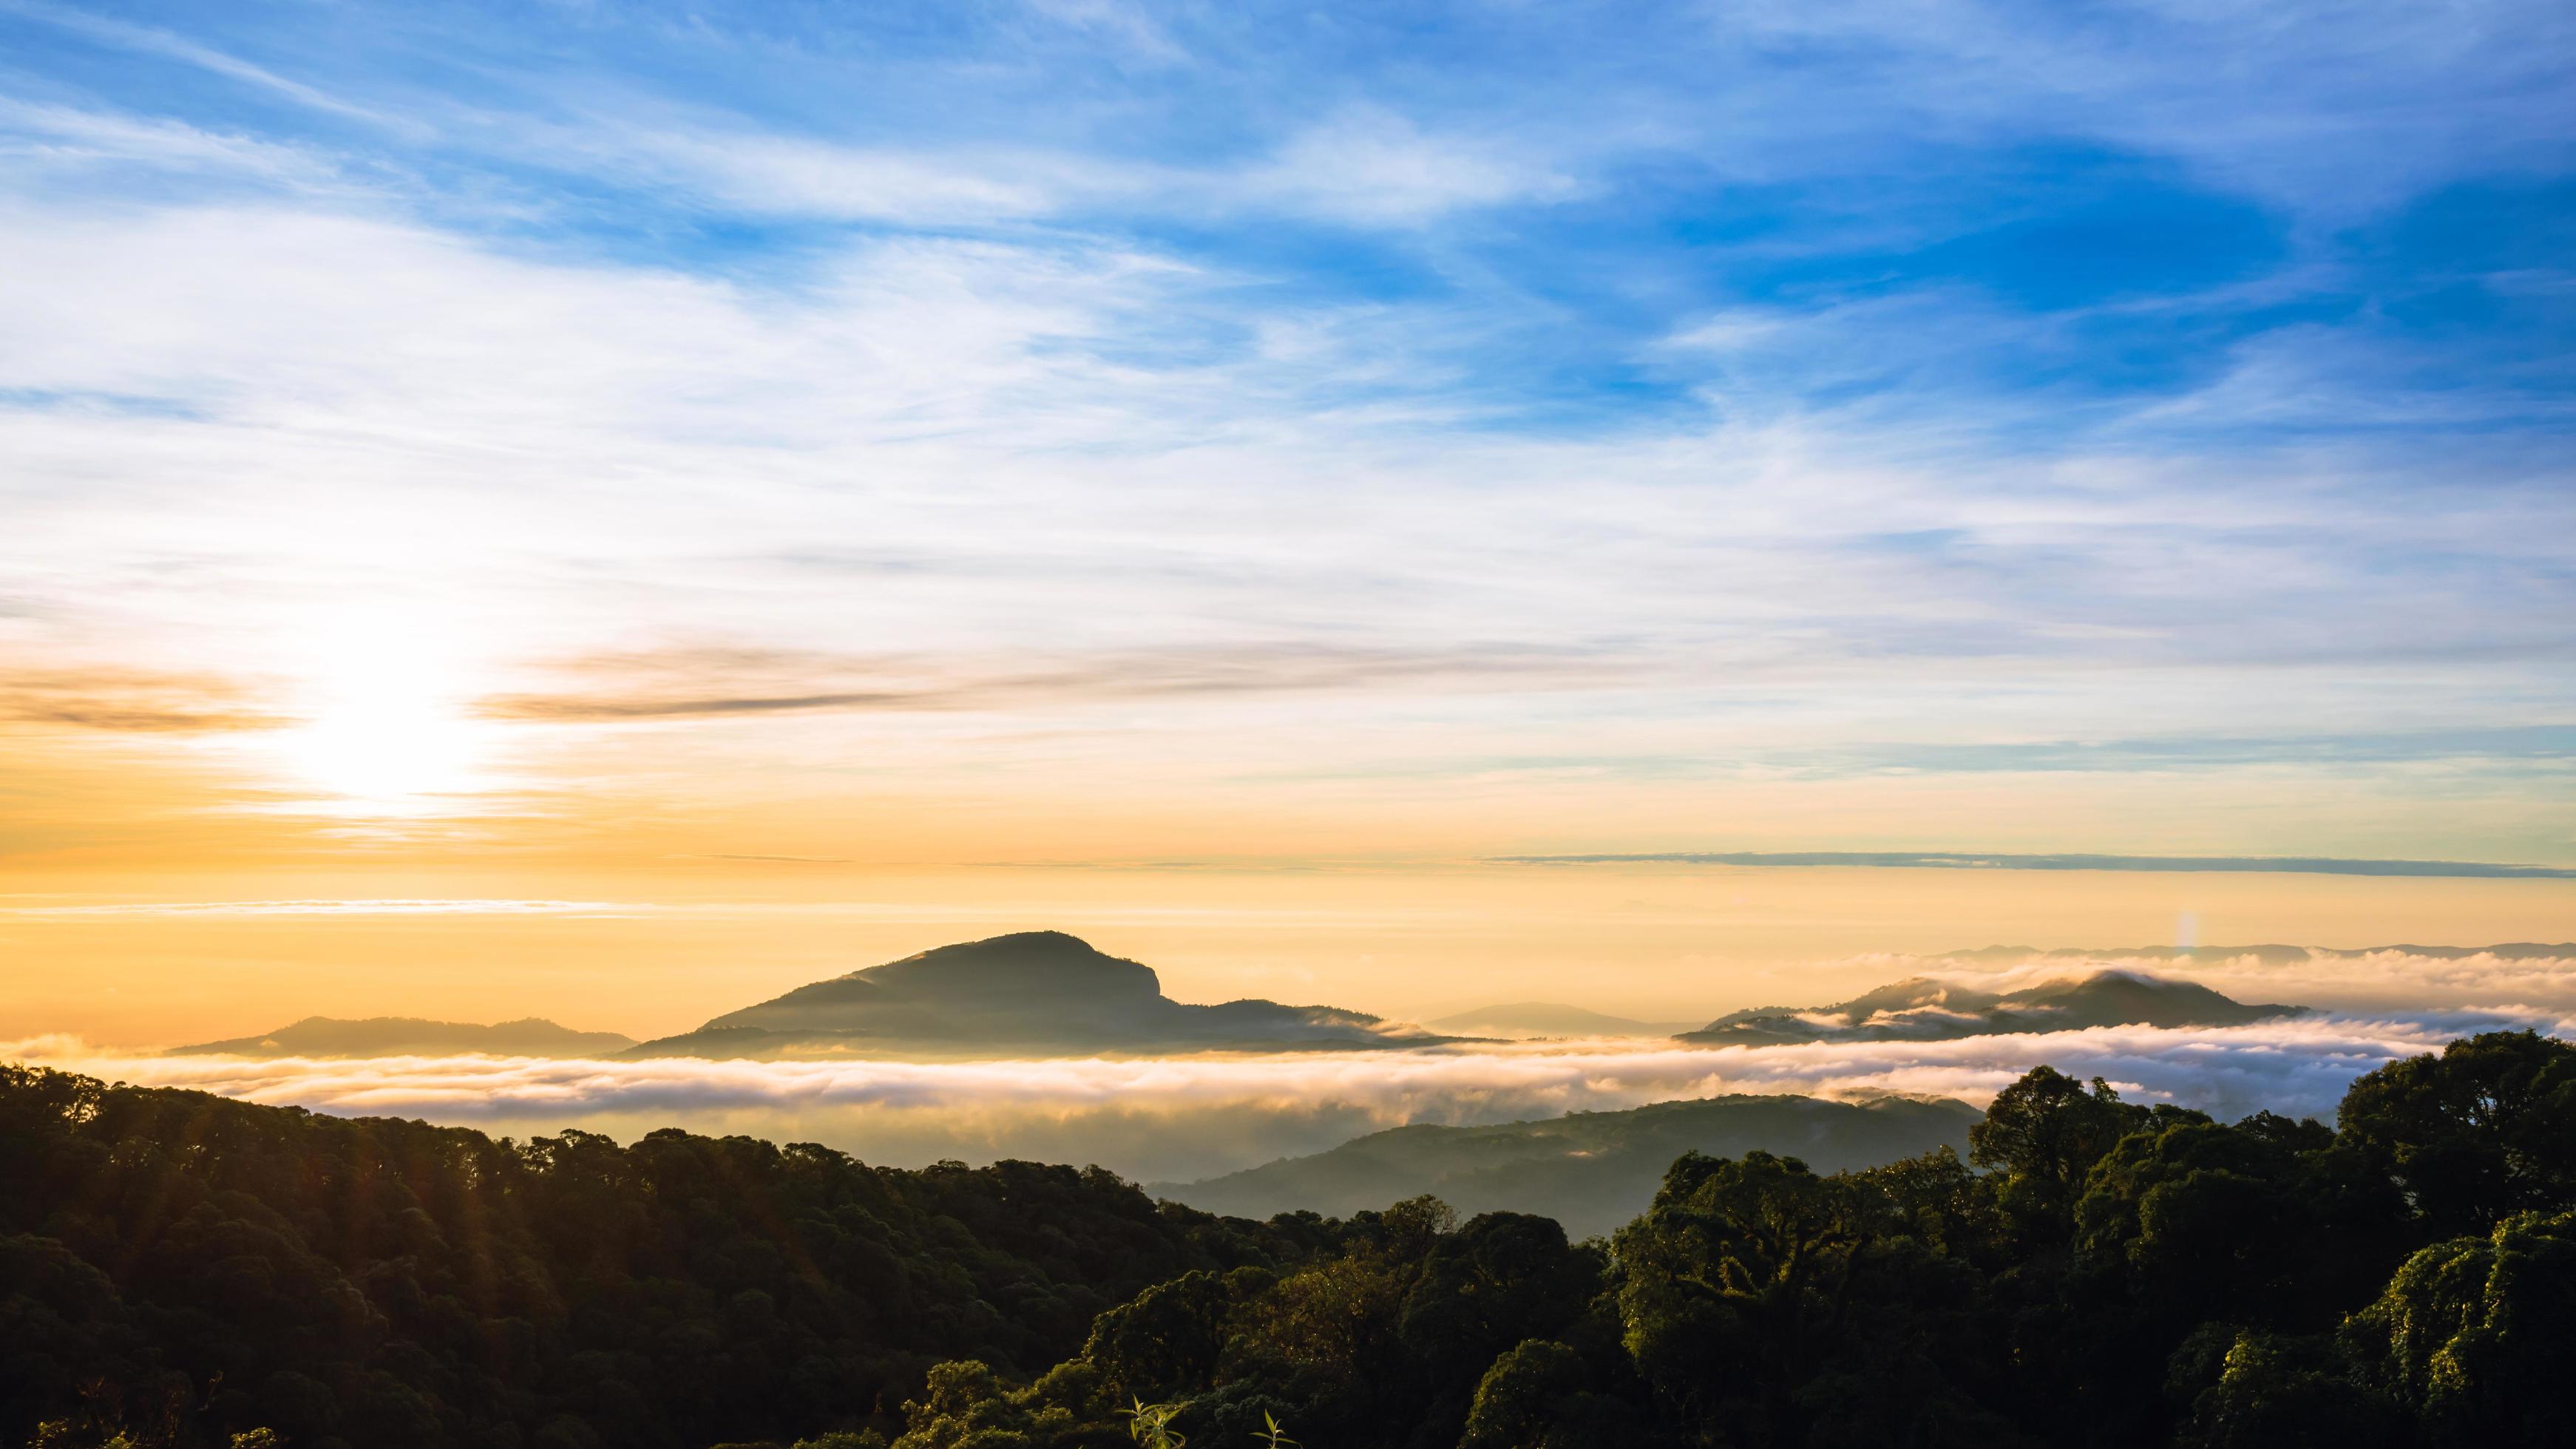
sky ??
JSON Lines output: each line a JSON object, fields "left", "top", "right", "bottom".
{"left": 2, "top": 0, "right": 2574, "bottom": 1044}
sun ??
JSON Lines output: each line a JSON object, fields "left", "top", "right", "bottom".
{"left": 280, "top": 609, "right": 495, "bottom": 811}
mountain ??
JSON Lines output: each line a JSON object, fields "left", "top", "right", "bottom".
{"left": 169, "top": 1016, "right": 635, "bottom": 1059}
{"left": 1419, "top": 1002, "right": 1702, "bottom": 1038}
{"left": 625, "top": 930, "right": 1463, "bottom": 1059}
{"left": 1153, "top": 1093, "right": 1981, "bottom": 1238}
{"left": 1678, "top": 969, "right": 2302, "bottom": 1046}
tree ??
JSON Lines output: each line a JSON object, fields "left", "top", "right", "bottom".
{"left": 2335, "top": 1031, "right": 2576, "bottom": 1237}
{"left": 2167, "top": 1329, "right": 2394, "bottom": 1449}
{"left": 1081, "top": 1272, "right": 1233, "bottom": 1401}
{"left": 2345, "top": 1209, "right": 2576, "bottom": 1444}
{"left": 1614, "top": 1150, "right": 1869, "bottom": 1442}
{"left": 2075, "top": 1119, "right": 2312, "bottom": 1324}
{"left": 1969, "top": 1067, "right": 2151, "bottom": 1244}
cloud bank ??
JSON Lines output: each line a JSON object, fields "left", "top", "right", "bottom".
{"left": 14, "top": 1009, "right": 2566, "bottom": 1184}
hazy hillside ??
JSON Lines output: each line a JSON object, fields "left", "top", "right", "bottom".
{"left": 1155, "top": 1093, "right": 1982, "bottom": 1238}
{"left": 1681, "top": 969, "right": 2303, "bottom": 1046}
{"left": 169, "top": 1015, "right": 636, "bottom": 1058}
{"left": 627, "top": 930, "right": 1462, "bottom": 1059}
{"left": 1420, "top": 1000, "right": 1701, "bottom": 1038}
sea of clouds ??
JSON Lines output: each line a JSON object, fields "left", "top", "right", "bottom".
{"left": 13, "top": 966, "right": 2572, "bottom": 1183}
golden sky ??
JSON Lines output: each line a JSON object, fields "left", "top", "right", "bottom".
{"left": 6, "top": 854, "right": 2569, "bottom": 1047}
{"left": 7, "top": 1, "right": 2576, "bottom": 1052}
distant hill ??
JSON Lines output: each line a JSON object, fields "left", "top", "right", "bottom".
{"left": 1420, "top": 1002, "right": 1701, "bottom": 1038}
{"left": 169, "top": 1016, "right": 634, "bottom": 1059}
{"left": 1679, "top": 969, "right": 2302, "bottom": 1046}
{"left": 1154, "top": 1093, "right": 1980, "bottom": 1238}
{"left": 626, "top": 930, "right": 1464, "bottom": 1059}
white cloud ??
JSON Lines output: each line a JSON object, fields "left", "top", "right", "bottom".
{"left": 616, "top": 132, "right": 1099, "bottom": 225}
{"left": 5, "top": 1, "right": 396, "bottom": 128}
{"left": 0, "top": 101, "right": 352, "bottom": 191}
{"left": 1698, "top": 0, "right": 2576, "bottom": 217}
{"left": 13, "top": 1011, "right": 2560, "bottom": 1182}
{"left": 1238, "top": 109, "right": 1579, "bottom": 225}
{"left": 2, "top": 112, "right": 2572, "bottom": 842}
{"left": 590, "top": 109, "right": 1573, "bottom": 230}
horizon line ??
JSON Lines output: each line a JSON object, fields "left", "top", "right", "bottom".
{"left": 1490, "top": 851, "right": 2576, "bottom": 879}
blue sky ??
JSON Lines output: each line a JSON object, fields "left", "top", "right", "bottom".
{"left": 13, "top": 0, "right": 2569, "bottom": 441}
{"left": 1, "top": 0, "right": 2574, "bottom": 868}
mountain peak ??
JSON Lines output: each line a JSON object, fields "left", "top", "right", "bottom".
{"left": 855, "top": 930, "right": 1162, "bottom": 1000}
{"left": 637, "top": 931, "right": 1457, "bottom": 1059}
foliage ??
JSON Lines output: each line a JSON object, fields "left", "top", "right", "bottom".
{"left": 7, "top": 1031, "right": 2576, "bottom": 1448}
{"left": 2333, "top": 1031, "right": 2576, "bottom": 1236}
{"left": 2344, "top": 1209, "right": 2576, "bottom": 1443}
{"left": 0, "top": 1067, "right": 1299, "bottom": 1449}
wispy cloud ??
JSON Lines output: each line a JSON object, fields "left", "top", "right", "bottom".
{"left": 1234, "top": 108, "right": 1578, "bottom": 225}
{"left": 576, "top": 105, "right": 1571, "bottom": 231}
{"left": 3, "top": 1, "right": 393, "bottom": 126}
{"left": 0, "top": 667, "right": 285, "bottom": 733}
{"left": 1, "top": 0, "right": 2571, "bottom": 863}
{"left": 0, "top": 100, "right": 353, "bottom": 191}
{"left": 477, "top": 642, "right": 1627, "bottom": 722}
{"left": 602, "top": 132, "right": 1101, "bottom": 226}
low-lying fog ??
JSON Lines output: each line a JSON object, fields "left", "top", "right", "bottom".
{"left": 16, "top": 955, "right": 2572, "bottom": 1184}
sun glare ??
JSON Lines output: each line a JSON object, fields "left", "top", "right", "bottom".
{"left": 279, "top": 610, "right": 495, "bottom": 811}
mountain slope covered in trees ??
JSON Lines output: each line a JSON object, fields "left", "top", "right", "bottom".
{"left": 0, "top": 1067, "right": 1307, "bottom": 1449}
{"left": 5, "top": 1031, "right": 2575, "bottom": 1448}
{"left": 1155, "top": 1094, "right": 1979, "bottom": 1238}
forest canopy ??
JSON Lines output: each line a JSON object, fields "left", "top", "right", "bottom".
{"left": 4, "top": 1030, "right": 2574, "bottom": 1448}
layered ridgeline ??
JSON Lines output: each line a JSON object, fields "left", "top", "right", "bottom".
{"left": 1155, "top": 1093, "right": 1980, "bottom": 1238}
{"left": 1679, "top": 968, "right": 2303, "bottom": 1046}
{"left": 626, "top": 931, "right": 1460, "bottom": 1059}
{"left": 170, "top": 1017, "right": 636, "bottom": 1059}
{"left": 168, "top": 937, "right": 2331, "bottom": 1063}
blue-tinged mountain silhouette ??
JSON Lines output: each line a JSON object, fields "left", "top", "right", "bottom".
{"left": 623, "top": 930, "right": 1462, "bottom": 1059}
{"left": 1155, "top": 1093, "right": 1979, "bottom": 1238}
{"left": 1678, "top": 969, "right": 2302, "bottom": 1046}
{"left": 169, "top": 1017, "right": 635, "bottom": 1058}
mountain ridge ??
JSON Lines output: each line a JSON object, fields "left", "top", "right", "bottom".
{"left": 169, "top": 1016, "right": 636, "bottom": 1059}
{"left": 626, "top": 930, "right": 1468, "bottom": 1059}
{"left": 1678, "top": 968, "right": 2302, "bottom": 1046}
{"left": 1153, "top": 1092, "right": 1982, "bottom": 1238}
